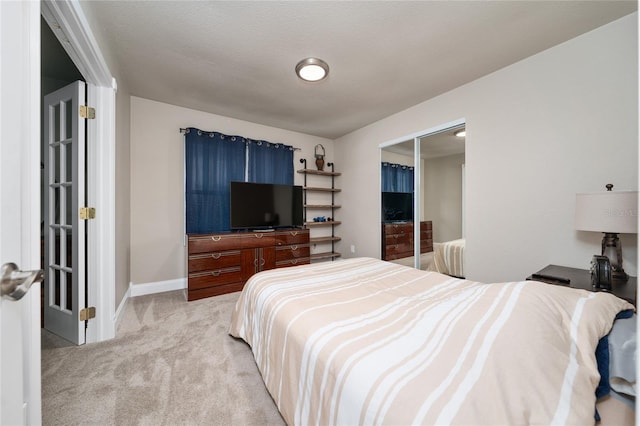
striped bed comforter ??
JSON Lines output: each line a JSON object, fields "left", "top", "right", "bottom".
{"left": 229, "top": 257, "right": 633, "bottom": 425}
{"left": 432, "top": 238, "right": 465, "bottom": 278}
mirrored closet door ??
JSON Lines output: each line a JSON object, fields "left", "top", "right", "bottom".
{"left": 379, "top": 121, "right": 465, "bottom": 272}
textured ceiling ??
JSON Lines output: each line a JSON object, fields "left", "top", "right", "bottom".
{"left": 78, "top": 1, "right": 636, "bottom": 139}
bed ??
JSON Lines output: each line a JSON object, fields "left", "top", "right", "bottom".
{"left": 229, "top": 257, "right": 634, "bottom": 425}
{"left": 429, "top": 238, "right": 465, "bottom": 278}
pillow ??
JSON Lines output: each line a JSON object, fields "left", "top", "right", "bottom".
{"left": 608, "top": 312, "right": 636, "bottom": 397}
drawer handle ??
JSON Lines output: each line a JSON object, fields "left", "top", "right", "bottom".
{"left": 255, "top": 233, "right": 263, "bottom": 239}
{"left": 211, "top": 236, "right": 221, "bottom": 242}
{"left": 211, "top": 253, "right": 221, "bottom": 259}
{"left": 291, "top": 245, "right": 298, "bottom": 251}
{"left": 211, "top": 271, "right": 221, "bottom": 277}
{"left": 290, "top": 231, "right": 298, "bottom": 236}
{"left": 260, "top": 258, "right": 265, "bottom": 266}
{"left": 291, "top": 259, "right": 298, "bottom": 265}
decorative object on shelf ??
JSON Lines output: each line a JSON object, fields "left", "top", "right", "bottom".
{"left": 575, "top": 184, "right": 638, "bottom": 282}
{"left": 314, "top": 144, "right": 325, "bottom": 171}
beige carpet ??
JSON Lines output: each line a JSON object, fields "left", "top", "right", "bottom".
{"left": 41, "top": 290, "right": 284, "bottom": 426}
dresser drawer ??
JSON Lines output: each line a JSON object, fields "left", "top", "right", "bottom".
{"left": 188, "top": 267, "right": 242, "bottom": 290}
{"left": 275, "top": 229, "right": 309, "bottom": 245}
{"left": 420, "top": 230, "right": 432, "bottom": 241}
{"left": 276, "top": 257, "right": 310, "bottom": 268}
{"left": 189, "top": 233, "right": 275, "bottom": 253}
{"left": 188, "top": 250, "right": 241, "bottom": 273}
{"left": 384, "top": 222, "right": 413, "bottom": 235}
{"left": 385, "top": 233, "right": 412, "bottom": 246}
{"left": 385, "top": 242, "right": 413, "bottom": 257}
{"left": 276, "top": 244, "right": 310, "bottom": 262}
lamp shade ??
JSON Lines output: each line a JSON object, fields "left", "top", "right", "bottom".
{"left": 575, "top": 190, "right": 638, "bottom": 233}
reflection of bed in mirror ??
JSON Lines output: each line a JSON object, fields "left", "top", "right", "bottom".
{"left": 389, "top": 238, "right": 464, "bottom": 278}
{"left": 429, "top": 238, "right": 465, "bottom": 278}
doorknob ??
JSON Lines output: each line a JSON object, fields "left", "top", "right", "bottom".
{"left": 1, "top": 262, "right": 44, "bottom": 301}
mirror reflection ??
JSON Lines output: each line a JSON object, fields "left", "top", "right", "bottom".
{"left": 380, "top": 124, "right": 465, "bottom": 276}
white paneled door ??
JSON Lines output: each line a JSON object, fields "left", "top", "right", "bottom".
{"left": 43, "top": 81, "right": 87, "bottom": 345}
{"left": 0, "top": 0, "right": 42, "bottom": 424}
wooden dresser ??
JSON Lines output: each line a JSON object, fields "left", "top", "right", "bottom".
{"left": 381, "top": 221, "right": 433, "bottom": 261}
{"left": 187, "top": 228, "right": 310, "bottom": 301}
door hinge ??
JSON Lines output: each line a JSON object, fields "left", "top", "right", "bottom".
{"left": 80, "top": 207, "right": 96, "bottom": 220}
{"left": 79, "top": 105, "right": 96, "bottom": 119}
{"left": 80, "top": 306, "right": 96, "bottom": 321}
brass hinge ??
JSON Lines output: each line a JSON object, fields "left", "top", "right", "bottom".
{"left": 80, "top": 307, "right": 96, "bottom": 321}
{"left": 79, "top": 207, "right": 96, "bottom": 220}
{"left": 79, "top": 105, "right": 96, "bottom": 119}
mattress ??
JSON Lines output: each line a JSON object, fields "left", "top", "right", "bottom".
{"left": 229, "top": 257, "right": 633, "bottom": 425}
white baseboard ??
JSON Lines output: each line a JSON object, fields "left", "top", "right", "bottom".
{"left": 129, "top": 278, "right": 187, "bottom": 298}
{"left": 113, "top": 286, "right": 130, "bottom": 332}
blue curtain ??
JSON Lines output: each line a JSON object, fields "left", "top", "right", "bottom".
{"left": 185, "top": 129, "right": 246, "bottom": 233}
{"left": 381, "top": 162, "right": 414, "bottom": 192}
{"left": 248, "top": 140, "right": 294, "bottom": 184}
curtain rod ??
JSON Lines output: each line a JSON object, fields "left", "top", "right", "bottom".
{"left": 179, "top": 127, "right": 301, "bottom": 151}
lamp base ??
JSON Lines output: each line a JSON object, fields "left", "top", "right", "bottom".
{"left": 602, "top": 232, "right": 628, "bottom": 282}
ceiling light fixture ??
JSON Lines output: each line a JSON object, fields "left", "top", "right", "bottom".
{"left": 454, "top": 130, "right": 466, "bottom": 138}
{"left": 295, "top": 58, "right": 329, "bottom": 82}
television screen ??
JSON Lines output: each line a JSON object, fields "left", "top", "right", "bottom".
{"left": 382, "top": 192, "right": 413, "bottom": 222}
{"left": 230, "top": 182, "right": 303, "bottom": 230}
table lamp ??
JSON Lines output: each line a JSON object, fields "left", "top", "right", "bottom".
{"left": 575, "top": 184, "right": 638, "bottom": 281}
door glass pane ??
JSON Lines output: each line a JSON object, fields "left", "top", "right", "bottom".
{"left": 65, "top": 142, "right": 73, "bottom": 183}
{"left": 65, "top": 185, "right": 73, "bottom": 226}
{"left": 66, "top": 229, "right": 73, "bottom": 269}
{"left": 53, "top": 229, "right": 61, "bottom": 266}
{"left": 52, "top": 144, "right": 60, "bottom": 184}
{"left": 52, "top": 186, "right": 60, "bottom": 224}
{"left": 65, "top": 271, "right": 73, "bottom": 311}
{"left": 65, "top": 99, "right": 73, "bottom": 141}
{"left": 53, "top": 104, "right": 61, "bottom": 142}
{"left": 52, "top": 268, "right": 61, "bottom": 307}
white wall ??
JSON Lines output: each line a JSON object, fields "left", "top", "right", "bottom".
{"left": 129, "top": 97, "right": 333, "bottom": 285}
{"left": 335, "top": 13, "right": 638, "bottom": 282}
{"left": 424, "top": 153, "right": 464, "bottom": 243}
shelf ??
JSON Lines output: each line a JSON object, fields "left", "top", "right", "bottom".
{"left": 311, "top": 252, "right": 342, "bottom": 261}
{"left": 299, "top": 164, "right": 340, "bottom": 262}
{"left": 297, "top": 168, "right": 341, "bottom": 177}
{"left": 303, "top": 187, "right": 341, "bottom": 192}
{"left": 305, "top": 221, "right": 341, "bottom": 227}
{"left": 304, "top": 204, "right": 341, "bottom": 209}
{"left": 310, "top": 236, "right": 342, "bottom": 244}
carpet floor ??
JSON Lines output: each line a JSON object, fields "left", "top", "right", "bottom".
{"left": 41, "top": 290, "right": 284, "bottom": 426}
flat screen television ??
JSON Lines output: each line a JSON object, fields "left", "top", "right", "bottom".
{"left": 230, "top": 181, "right": 303, "bottom": 230}
{"left": 382, "top": 191, "right": 413, "bottom": 222}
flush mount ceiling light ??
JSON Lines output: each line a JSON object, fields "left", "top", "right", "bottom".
{"left": 454, "top": 130, "right": 466, "bottom": 138}
{"left": 295, "top": 57, "right": 329, "bottom": 82}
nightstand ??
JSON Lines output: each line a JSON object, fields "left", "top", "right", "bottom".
{"left": 527, "top": 264, "right": 636, "bottom": 306}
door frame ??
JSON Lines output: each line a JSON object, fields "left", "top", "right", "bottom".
{"left": 41, "top": 1, "right": 116, "bottom": 343}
